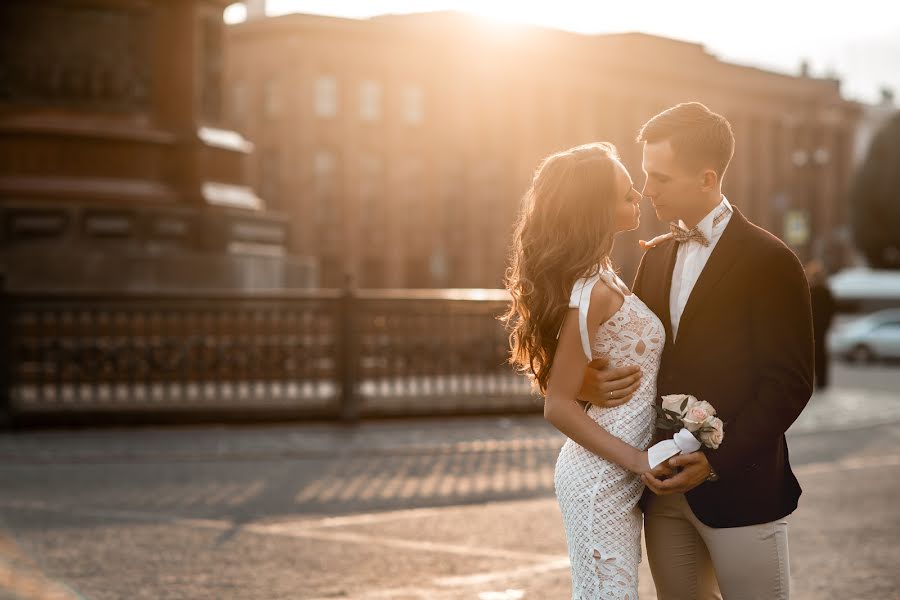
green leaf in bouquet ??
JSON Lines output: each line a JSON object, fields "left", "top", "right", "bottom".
{"left": 663, "top": 408, "right": 682, "bottom": 419}
{"left": 680, "top": 398, "right": 689, "bottom": 412}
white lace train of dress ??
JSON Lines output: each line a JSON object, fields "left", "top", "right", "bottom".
{"left": 553, "top": 269, "right": 665, "bottom": 600}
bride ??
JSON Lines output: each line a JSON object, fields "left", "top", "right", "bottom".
{"left": 503, "top": 142, "right": 670, "bottom": 599}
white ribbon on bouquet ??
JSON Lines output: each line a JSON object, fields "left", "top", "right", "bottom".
{"left": 648, "top": 427, "right": 702, "bottom": 469}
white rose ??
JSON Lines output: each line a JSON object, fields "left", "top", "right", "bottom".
{"left": 661, "top": 394, "right": 694, "bottom": 417}
{"left": 699, "top": 416, "right": 724, "bottom": 449}
{"left": 683, "top": 400, "right": 716, "bottom": 432}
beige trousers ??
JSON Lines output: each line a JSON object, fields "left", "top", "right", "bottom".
{"left": 644, "top": 493, "right": 790, "bottom": 600}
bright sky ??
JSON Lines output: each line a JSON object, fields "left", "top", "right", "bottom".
{"left": 226, "top": 1, "right": 900, "bottom": 104}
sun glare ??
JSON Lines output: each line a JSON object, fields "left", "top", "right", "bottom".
{"left": 461, "top": 5, "right": 563, "bottom": 30}
{"left": 224, "top": 2, "right": 247, "bottom": 24}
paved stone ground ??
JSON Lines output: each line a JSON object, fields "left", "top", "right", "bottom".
{"left": 0, "top": 361, "right": 897, "bottom": 599}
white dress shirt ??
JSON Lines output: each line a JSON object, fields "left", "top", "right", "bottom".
{"left": 669, "top": 196, "right": 733, "bottom": 341}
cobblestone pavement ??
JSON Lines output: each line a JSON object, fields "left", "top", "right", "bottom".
{"left": 1, "top": 376, "right": 897, "bottom": 462}
{"left": 0, "top": 362, "right": 897, "bottom": 599}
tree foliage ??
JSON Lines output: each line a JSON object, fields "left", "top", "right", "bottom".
{"left": 850, "top": 112, "right": 900, "bottom": 268}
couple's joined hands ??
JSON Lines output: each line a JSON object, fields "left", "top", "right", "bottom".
{"left": 632, "top": 451, "right": 711, "bottom": 494}
{"left": 580, "top": 358, "right": 711, "bottom": 494}
{"left": 643, "top": 452, "right": 712, "bottom": 495}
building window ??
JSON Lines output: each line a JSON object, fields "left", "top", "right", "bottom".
{"left": 263, "top": 79, "right": 281, "bottom": 119}
{"left": 399, "top": 157, "right": 427, "bottom": 246}
{"left": 314, "top": 75, "right": 338, "bottom": 118}
{"left": 402, "top": 84, "right": 424, "bottom": 125}
{"left": 314, "top": 150, "right": 336, "bottom": 177}
{"left": 359, "top": 154, "right": 383, "bottom": 227}
{"left": 361, "top": 257, "right": 385, "bottom": 288}
{"left": 314, "top": 150, "right": 338, "bottom": 227}
{"left": 359, "top": 80, "right": 382, "bottom": 121}
{"left": 259, "top": 147, "right": 280, "bottom": 208}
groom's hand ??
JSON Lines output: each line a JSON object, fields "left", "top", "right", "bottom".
{"left": 642, "top": 452, "right": 711, "bottom": 495}
{"left": 577, "top": 357, "right": 642, "bottom": 408}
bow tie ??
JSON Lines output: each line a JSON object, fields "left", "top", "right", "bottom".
{"left": 670, "top": 223, "right": 710, "bottom": 246}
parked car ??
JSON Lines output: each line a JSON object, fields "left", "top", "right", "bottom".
{"left": 828, "top": 309, "right": 900, "bottom": 363}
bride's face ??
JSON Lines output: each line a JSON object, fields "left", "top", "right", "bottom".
{"left": 612, "top": 160, "right": 642, "bottom": 233}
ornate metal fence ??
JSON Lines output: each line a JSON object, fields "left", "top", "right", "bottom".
{"left": 353, "top": 289, "right": 534, "bottom": 417}
{"left": 0, "top": 286, "right": 536, "bottom": 423}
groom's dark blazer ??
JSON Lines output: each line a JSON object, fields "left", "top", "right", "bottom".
{"left": 633, "top": 206, "right": 814, "bottom": 529}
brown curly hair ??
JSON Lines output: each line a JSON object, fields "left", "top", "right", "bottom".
{"left": 502, "top": 142, "right": 621, "bottom": 395}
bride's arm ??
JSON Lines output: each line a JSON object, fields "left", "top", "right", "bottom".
{"left": 544, "top": 304, "right": 651, "bottom": 475}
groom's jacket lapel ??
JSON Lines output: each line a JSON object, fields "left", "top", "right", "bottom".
{"left": 660, "top": 237, "right": 678, "bottom": 344}
{"left": 674, "top": 207, "right": 750, "bottom": 342}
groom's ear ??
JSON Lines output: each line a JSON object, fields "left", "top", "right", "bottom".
{"left": 699, "top": 169, "right": 719, "bottom": 191}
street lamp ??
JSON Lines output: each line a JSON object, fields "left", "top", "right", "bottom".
{"left": 786, "top": 146, "right": 830, "bottom": 260}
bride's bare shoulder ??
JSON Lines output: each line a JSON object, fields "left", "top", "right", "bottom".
{"left": 588, "top": 278, "right": 625, "bottom": 329}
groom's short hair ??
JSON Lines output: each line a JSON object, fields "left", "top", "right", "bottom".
{"left": 637, "top": 102, "right": 735, "bottom": 179}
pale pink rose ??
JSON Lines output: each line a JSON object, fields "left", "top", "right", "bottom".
{"left": 683, "top": 395, "right": 700, "bottom": 412}
{"left": 699, "top": 416, "right": 725, "bottom": 449}
{"left": 683, "top": 400, "right": 716, "bottom": 432}
{"left": 661, "top": 394, "right": 694, "bottom": 417}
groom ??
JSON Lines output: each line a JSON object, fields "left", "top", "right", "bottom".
{"left": 580, "top": 102, "right": 814, "bottom": 599}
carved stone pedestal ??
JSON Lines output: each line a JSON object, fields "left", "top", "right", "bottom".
{"left": 0, "top": 0, "right": 312, "bottom": 290}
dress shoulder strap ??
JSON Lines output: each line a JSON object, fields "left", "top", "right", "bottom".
{"left": 567, "top": 272, "right": 603, "bottom": 361}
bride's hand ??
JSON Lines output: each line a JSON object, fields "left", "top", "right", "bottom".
{"left": 630, "top": 451, "right": 677, "bottom": 477}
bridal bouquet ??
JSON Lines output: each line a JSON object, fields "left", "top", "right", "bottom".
{"left": 648, "top": 394, "right": 725, "bottom": 469}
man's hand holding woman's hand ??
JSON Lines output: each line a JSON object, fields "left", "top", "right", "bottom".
{"left": 643, "top": 452, "right": 712, "bottom": 495}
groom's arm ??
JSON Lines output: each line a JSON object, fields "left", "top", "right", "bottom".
{"left": 702, "top": 245, "right": 814, "bottom": 477}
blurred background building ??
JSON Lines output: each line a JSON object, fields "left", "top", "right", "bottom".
{"left": 225, "top": 8, "right": 863, "bottom": 288}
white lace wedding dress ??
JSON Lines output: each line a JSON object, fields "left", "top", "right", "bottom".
{"left": 553, "top": 268, "right": 665, "bottom": 599}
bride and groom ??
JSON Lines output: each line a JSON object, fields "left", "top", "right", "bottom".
{"left": 503, "top": 102, "right": 815, "bottom": 599}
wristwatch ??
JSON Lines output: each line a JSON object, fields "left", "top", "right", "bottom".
{"left": 706, "top": 465, "right": 720, "bottom": 482}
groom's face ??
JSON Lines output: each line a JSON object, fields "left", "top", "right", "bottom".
{"left": 640, "top": 139, "right": 704, "bottom": 224}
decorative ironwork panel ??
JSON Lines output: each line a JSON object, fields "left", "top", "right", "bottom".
{"left": 354, "top": 291, "right": 533, "bottom": 416}
{"left": 7, "top": 292, "right": 342, "bottom": 415}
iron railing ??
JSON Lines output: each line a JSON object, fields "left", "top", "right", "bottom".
{"left": 1, "top": 285, "right": 536, "bottom": 423}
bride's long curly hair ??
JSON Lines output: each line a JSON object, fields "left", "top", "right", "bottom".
{"left": 502, "top": 142, "right": 621, "bottom": 395}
